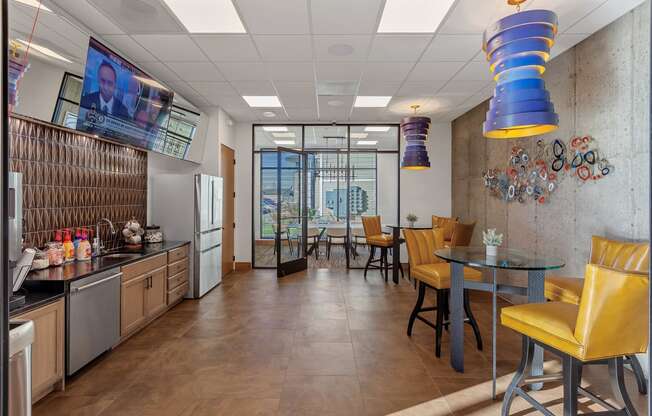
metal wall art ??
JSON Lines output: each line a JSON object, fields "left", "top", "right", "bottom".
{"left": 483, "top": 135, "right": 613, "bottom": 204}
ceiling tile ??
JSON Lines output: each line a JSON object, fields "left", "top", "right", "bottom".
{"left": 215, "top": 62, "right": 269, "bottom": 81}
{"left": 274, "top": 82, "right": 316, "bottom": 99}
{"left": 565, "top": 0, "right": 645, "bottom": 34}
{"left": 132, "top": 34, "right": 208, "bottom": 61}
{"left": 230, "top": 80, "right": 277, "bottom": 95}
{"left": 438, "top": 0, "right": 519, "bottom": 35}
{"left": 285, "top": 107, "right": 318, "bottom": 121}
{"left": 279, "top": 94, "right": 317, "bottom": 108}
{"left": 349, "top": 108, "right": 390, "bottom": 122}
{"left": 407, "top": 61, "right": 465, "bottom": 81}
{"left": 362, "top": 62, "right": 414, "bottom": 82}
{"left": 439, "top": 80, "right": 488, "bottom": 94}
{"left": 313, "top": 36, "right": 372, "bottom": 62}
{"left": 431, "top": 93, "right": 474, "bottom": 108}
{"left": 452, "top": 61, "right": 492, "bottom": 82}
{"left": 318, "top": 95, "right": 354, "bottom": 121}
{"left": 316, "top": 62, "right": 363, "bottom": 81}
{"left": 367, "top": 35, "right": 432, "bottom": 62}
{"left": 192, "top": 35, "right": 260, "bottom": 62}
{"left": 396, "top": 81, "right": 447, "bottom": 97}
{"left": 529, "top": 0, "right": 605, "bottom": 32}
{"left": 254, "top": 36, "right": 313, "bottom": 61}
{"left": 165, "top": 62, "right": 224, "bottom": 81}
{"left": 88, "top": 0, "right": 185, "bottom": 34}
{"left": 50, "top": 0, "right": 124, "bottom": 35}
{"left": 138, "top": 62, "right": 180, "bottom": 83}
{"left": 253, "top": 109, "right": 289, "bottom": 121}
{"left": 356, "top": 81, "right": 402, "bottom": 96}
{"left": 422, "top": 34, "right": 482, "bottom": 61}
{"left": 103, "top": 35, "right": 157, "bottom": 62}
{"left": 267, "top": 62, "right": 315, "bottom": 82}
{"left": 234, "top": 0, "right": 310, "bottom": 34}
{"left": 189, "top": 81, "right": 240, "bottom": 99}
{"left": 311, "top": 0, "right": 384, "bottom": 34}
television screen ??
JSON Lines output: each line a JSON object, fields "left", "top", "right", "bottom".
{"left": 76, "top": 38, "right": 174, "bottom": 151}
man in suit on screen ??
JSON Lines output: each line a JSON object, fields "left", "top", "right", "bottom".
{"left": 80, "top": 60, "right": 130, "bottom": 119}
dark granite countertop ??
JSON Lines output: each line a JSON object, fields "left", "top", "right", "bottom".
{"left": 10, "top": 280, "right": 65, "bottom": 317}
{"left": 26, "top": 240, "right": 190, "bottom": 283}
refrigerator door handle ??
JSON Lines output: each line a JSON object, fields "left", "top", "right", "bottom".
{"left": 200, "top": 243, "right": 221, "bottom": 254}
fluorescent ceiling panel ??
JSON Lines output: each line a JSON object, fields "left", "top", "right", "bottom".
{"left": 272, "top": 132, "right": 296, "bottom": 138}
{"left": 357, "top": 140, "right": 378, "bottom": 145}
{"left": 350, "top": 132, "right": 368, "bottom": 139}
{"left": 378, "top": 0, "right": 456, "bottom": 33}
{"left": 15, "top": 0, "right": 51, "bottom": 12}
{"left": 354, "top": 96, "right": 392, "bottom": 108}
{"left": 273, "top": 140, "right": 295, "bottom": 145}
{"left": 16, "top": 39, "right": 71, "bottom": 63}
{"left": 364, "top": 126, "right": 390, "bottom": 132}
{"left": 162, "top": 0, "right": 246, "bottom": 33}
{"left": 263, "top": 126, "right": 288, "bottom": 132}
{"left": 243, "top": 96, "right": 282, "bottom": 108}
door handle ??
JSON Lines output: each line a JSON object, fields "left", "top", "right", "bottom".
{"left": 72, "top": 273, "right": 123, "bottom": 293}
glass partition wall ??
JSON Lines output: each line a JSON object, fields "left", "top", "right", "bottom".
{"left": 252, "top": 124, "right": 400, "bottom": 270}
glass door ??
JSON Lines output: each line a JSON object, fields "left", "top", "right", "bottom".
{"left": 276, "top": 147, "right": 308, "bottom": 277}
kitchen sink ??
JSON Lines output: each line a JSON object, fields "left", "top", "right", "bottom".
{"left": 101, "top": 253, "right": 142, "bottom": 260}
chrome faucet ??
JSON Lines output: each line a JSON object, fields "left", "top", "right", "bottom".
{"left": 94, "top": 218, "right": 116, "bottom": 256}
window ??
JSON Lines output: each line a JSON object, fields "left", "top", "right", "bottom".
{"left": 52, "top": 72, "right": 83, "bottom": 128}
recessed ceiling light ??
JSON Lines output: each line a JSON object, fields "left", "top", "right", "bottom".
{"left": 274, "top": 140, "right": 295, "bottom": 145}
{"left": 243, "top": 95, "right": 282, "bottom": 108}
{"left": 354, "top": 96, "right": 392, "bottom": 108}
{"left": 365, "top": 126, "right": 391, "bottom": 132}
{"left": 16, "top": 39, "right": 71, "bottom": 63}
{"left": 328, "top": 43, "right": 354, "bottom": 57}
{"left": 378, "top": 0, "right": 456, "bottom": 33}
{"left": 350, "top": 132, "right": 368, "bottom": 139}
{"left": 263, "top": 111, "right": 276, "bottom": 118}
{"left": 263, "top": 126, "right": 288, "bottom": 132}
{"left": 272, "top": 132, "right": 296, "bottom": 138}
{"left": 162, "top": 0, "right": 245, "bottom": 33}
{"left": 14, "top": 0, "right": 51, "bottom": 12}
{"left": 357, "top": 140, "right": 378, "bottom": 146}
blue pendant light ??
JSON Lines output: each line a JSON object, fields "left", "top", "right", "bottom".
{"left": 401, "top": 105, "right": 431, "bottom": 170}
{"left": 482, "top": 2, "right": 559, "bottom": 139}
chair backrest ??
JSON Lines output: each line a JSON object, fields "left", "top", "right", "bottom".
{"left": 362, "top": 216, "right": 382, "bottom": 237}
{"left": 451, "top": 222, "right": 476, "bottom": 247}
{"left": 589, "top": 236, "right": 650, "bottom": 273}
{"left": 403, "top": 228, "right": 445, "bottom": 269}
{"left": 432, "top": 215, "right": 458, "bottom": 241}
{"left": 574, "top": 264, "right": 649, "bottom": 360}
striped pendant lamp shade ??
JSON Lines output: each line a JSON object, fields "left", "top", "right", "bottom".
{"left": 482, "top": 9, "right": 559, "bottom": 139}
{"left": 400, "top": 116, "right": 431, "bottom": 170}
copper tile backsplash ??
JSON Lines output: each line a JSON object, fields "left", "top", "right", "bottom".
{"left": 9, "top": 116, "right": 147, "bottom": 249}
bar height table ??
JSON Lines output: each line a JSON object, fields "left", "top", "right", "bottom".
{"left": 434, "top": 247, "right": 564, "bottom": 399}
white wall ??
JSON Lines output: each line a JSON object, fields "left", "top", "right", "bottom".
{"left": 14, "top": 57, "right": 68, "bottom": 122}
{"left": 234, "top": 122, "right": 253, "bottom": 263}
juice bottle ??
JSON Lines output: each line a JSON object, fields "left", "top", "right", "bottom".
{"left": 73, "top": 228, "right": 82, "bottom": 251}
{"left": 76, "top": 231, "right": 92, "bottom": 261}
{"left": 63, "top": 230, "right": 75, "bottom": 262}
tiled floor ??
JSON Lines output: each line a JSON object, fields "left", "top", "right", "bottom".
{"left": 34, "top": 267, "right": 647, "bottom": 416}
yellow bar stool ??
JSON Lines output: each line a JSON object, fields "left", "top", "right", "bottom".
{"left": 432, "top": 215, "right": 458, "bottom": 247}
{"left": 361, "top": 216, "right": 403, "bottom": 282}
{"left": 544, "top": 236, "right": 650, "bottom": 394}
{"left": 501, "top": 264, "right": 648, "bottom": 416}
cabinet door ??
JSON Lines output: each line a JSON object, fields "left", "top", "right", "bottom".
{"left": 14, "top": 298, "right": 64, "bottom": 401}
{"left": 145, "top": 266, "right": 168, "bottom": 318}
{"left": 121, "top": 275, "right": 147, "bottom": 336}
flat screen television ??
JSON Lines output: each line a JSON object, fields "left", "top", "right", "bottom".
{"left": 76, "top": 38, "right": 174, "bottom": 152}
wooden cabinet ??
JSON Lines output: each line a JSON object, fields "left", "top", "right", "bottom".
{"left": 145, "top": 266, "right": 168, "bottom": 318}
{"left": 14, "top": 298, "right": 65, "bottom": 402}
{"left": 121, "top": 275, "right": 147, "bottom": 336}
{"left": 167, "top": 244, "right": 189, "bottom": 306}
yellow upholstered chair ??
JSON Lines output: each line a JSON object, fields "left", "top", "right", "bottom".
{"left": 544, "top": 235, "right": 650, "bottom": 394}
{"left": 450, "top": 221, "right": 476, "bottom": 248}
{"left": 361, "top": 216, "right": 403, "bottom": 281}
{"left": 404, "top": 228, "right": 484, "bottom": 357}
{"left": 432, "top": 215, "right": 459, "bottom": 247}
{"left": 501, "top": 264, "right": 648, "bottom": 415}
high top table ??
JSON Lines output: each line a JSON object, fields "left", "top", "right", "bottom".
{"left": 435, "top": 246, "right": 564, "bottom": 399}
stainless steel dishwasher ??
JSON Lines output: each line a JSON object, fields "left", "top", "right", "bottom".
{"left": 9, "top": 320, "right": 34, "bottom": 416}
{"left": 67, "top": 267, "right": 121, "bottom": 375}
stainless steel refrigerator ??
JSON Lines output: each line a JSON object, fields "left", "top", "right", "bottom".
{"left": 193, "top": 174, "right": 223, "bottom": 298}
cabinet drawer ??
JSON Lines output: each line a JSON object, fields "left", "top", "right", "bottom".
{"left": 122, "top": 254, "right": 167, "bottom": 283}
{"left": 167, "top": 281, "right": 188, "bottom": 305}
{"left": 167, "top": 269, "right": 188, "bottom": 291}
{"left": 168, "top": 245, "right": 189, "bottom": 263}
{"left": 168, "top": 257, "right": 188, "bottom": 276}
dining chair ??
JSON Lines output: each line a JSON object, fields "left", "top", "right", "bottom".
{"left": 432, "top": 215, "right": 459, "bottom": 247}
{"left": 351, "top": 227, "right": 366, "bottom": 259}
{"left": 404, "top": 228, "right": 483, "bottom": 357}
{"left": 306, "top": 227, "right": 321, "bottom": 259}
{"left": 326, "top": 226, "right": 348, "bottom": 260}
{"left": 361, "top": 216, "right": 397, "bottom": 282}
{"left": 544, "top": 235, "right": 650, "bottom": 394}
{"left": 272, "top": 223, "right": 292, "bottom": 255}
{"left": 450, "top": 221, "right": 476, "bottom": 248}
{"left": 501, "top": 264, "right": 648, "bottom": 416}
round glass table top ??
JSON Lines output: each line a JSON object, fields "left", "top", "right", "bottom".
{"left": 434, "top": 247, "right": 565, "bottom": 271}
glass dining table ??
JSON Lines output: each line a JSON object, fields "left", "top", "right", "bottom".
{"left": 435, "top": 247, "right": 565, "bottom": 399}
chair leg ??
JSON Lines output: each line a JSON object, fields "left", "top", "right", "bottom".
{"left": 315, "top": 238, "right": 320, "bottom": 260}
{"left": 326, "top": 237, "right": 331, "bottom": 260}
{"left": 463, "top": 289, "right": 483, "bottom": 351}
{"left": 382, "top": 248, "right": 389, "bottom": 282}
{"left": 407, "top": 281, "right": 426, "bottom": 337}
{"left": 610, "top": 357, "right": 638, "bottom": 416}
{"left": 435, "top": 289, "right": 445, "bottom": 357}
{"left": 562, "top": 354, "right": 580, "bottom": 416}
{"left": 627, "top": 355, "right": 648, "bottom": 395}
{"left": 398, "top": 262, "right": 405, "bottom": 279}
{"left": 502, "top": 336, "right": 534, "bottom": 416}
{"left": 364, "top": 246, "right": 375, "bottom": 279}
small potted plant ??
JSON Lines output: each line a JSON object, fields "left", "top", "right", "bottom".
{"left": 406, "top": 213, "right": 418, "bottom": 228}
{"left": 482, "top": 228, "right": 503, "bottom": 257}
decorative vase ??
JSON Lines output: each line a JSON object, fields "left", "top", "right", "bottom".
{"left": 486, "top": 245, "right": 498, "bottom": 257}
{"left": 408, "top": 221, "right": 415, "bottom": 228}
